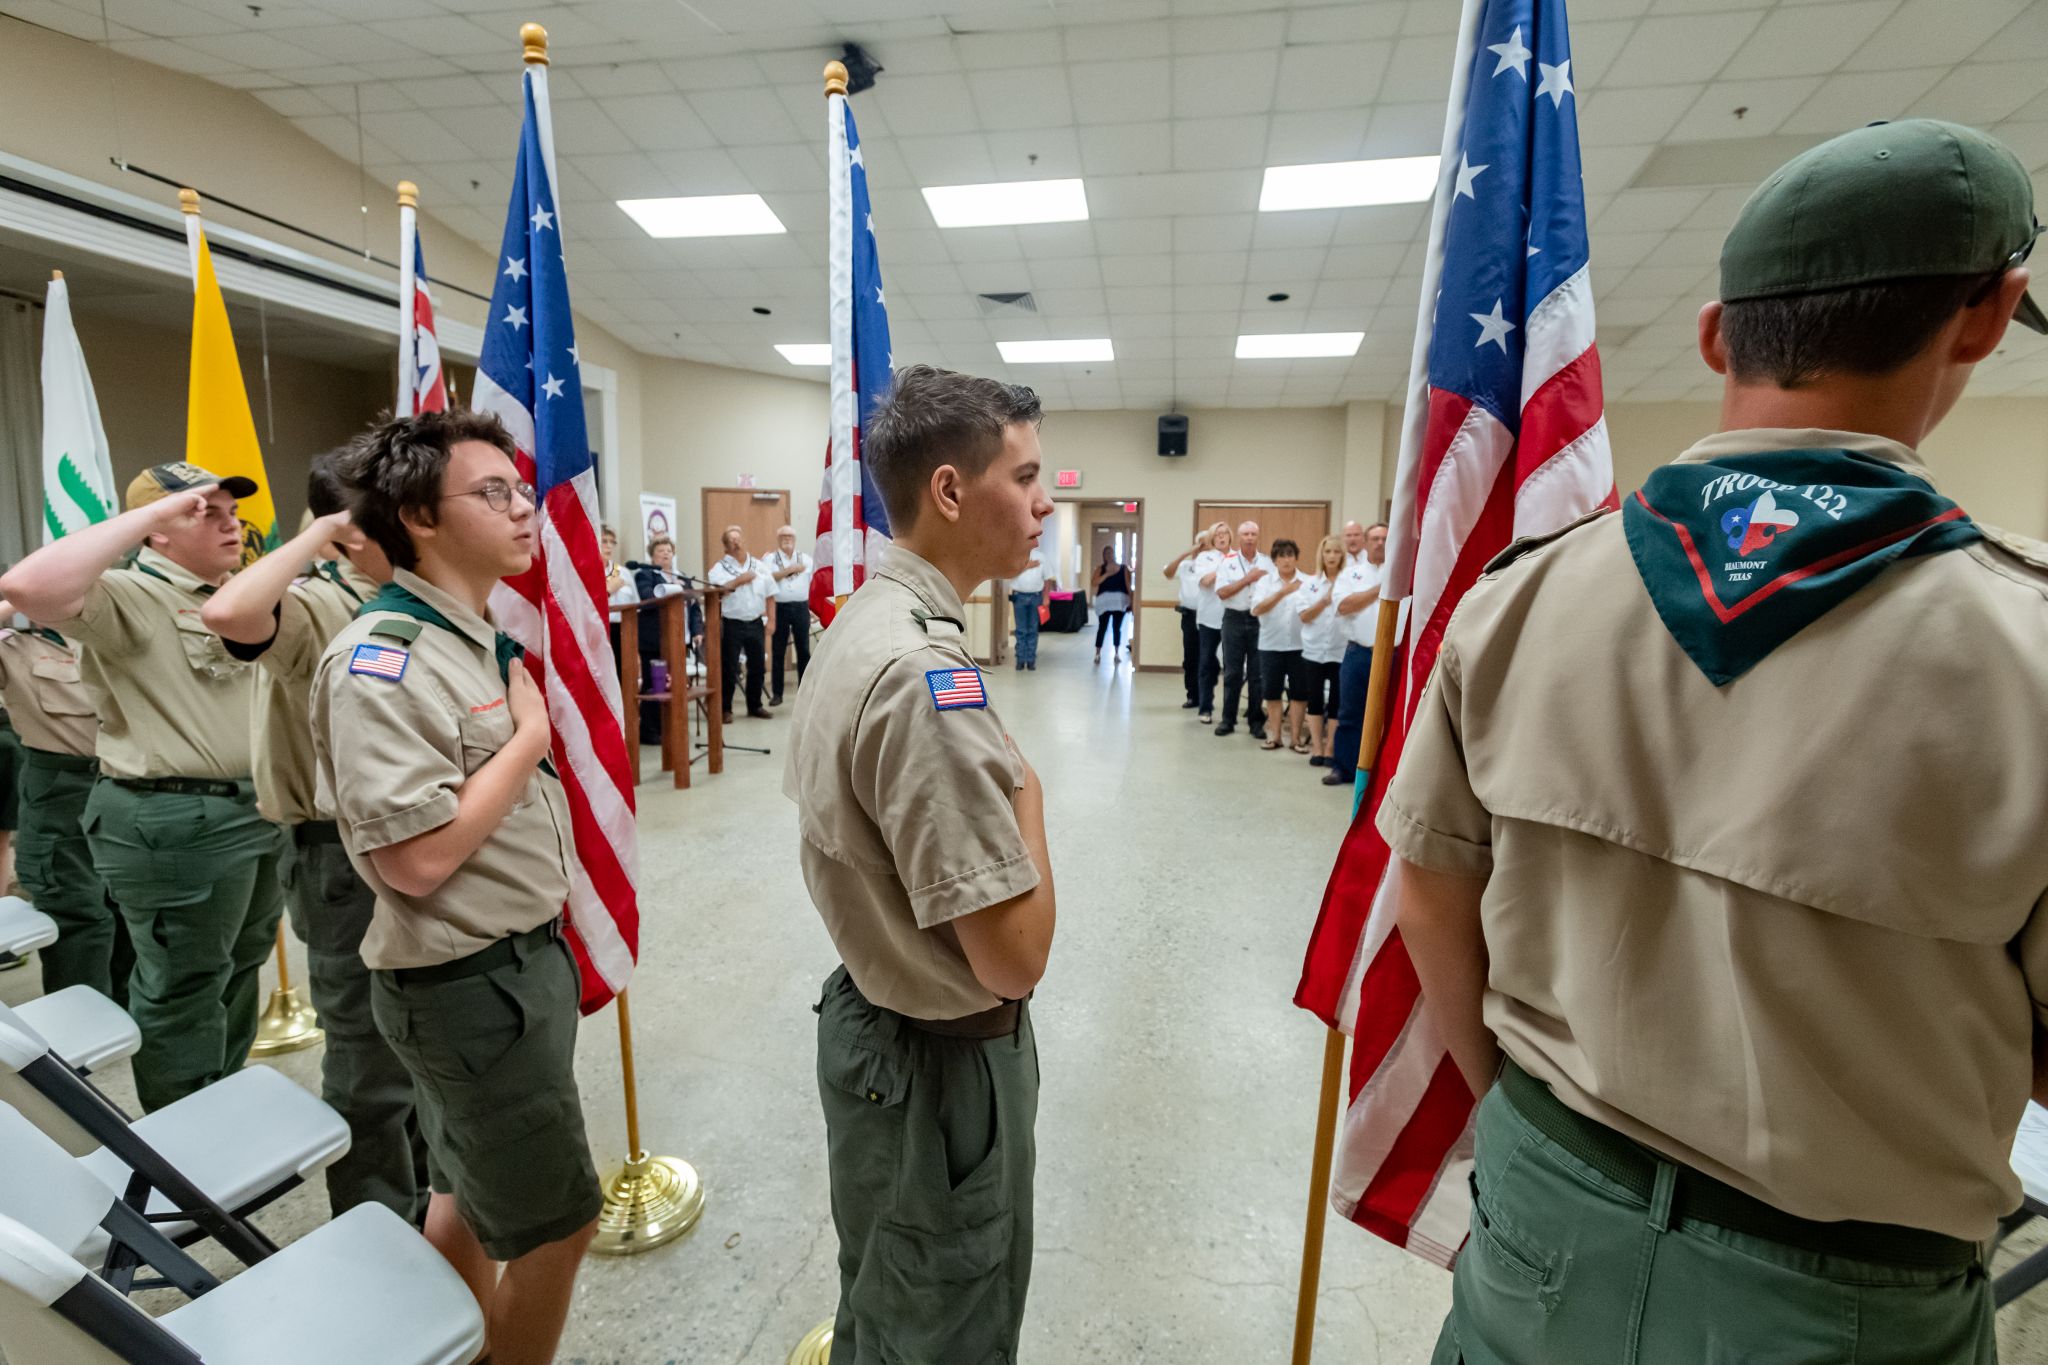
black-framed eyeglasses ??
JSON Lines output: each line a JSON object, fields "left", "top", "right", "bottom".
{"left": 442, "top": 478, "right": 536, "bottom": 513}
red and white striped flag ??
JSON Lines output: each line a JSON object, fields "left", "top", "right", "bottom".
{"left": 1294, "top": 0, "right": 1615, "bottom": 1267}
{"left": 474, "top": 41, "right": 639, "bottom": 1013}
{"left": 395, "top": 184, "right": 448, "bottom": 417}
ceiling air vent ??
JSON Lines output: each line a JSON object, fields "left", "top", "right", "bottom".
{"left": 975, "top": 291, "right": 1039, "bottom": 317}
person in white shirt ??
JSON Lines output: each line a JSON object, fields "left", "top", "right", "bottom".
{"left": 707, "top": 524, "right": 774, "bottom": 723}
{"left": 1325, "top": 522, "right": 1387, "bottom": 787}
{"left": 764, "top": 524, "right": 814, "bottom": 705}
{"left": 1340, "top": 519, "right": 1369, "bottom": 568}
{"left": 1211, "top": 520, "right": 1276, "bottom": 740}
{"left": 1188, "top": 522, "right": 1232, "bottom": 722}
{"left": 602, "top": 525, "right": 638, "bottom": 606}
{"left": 1250, "top": 538, "right": 1313, "bottom": 753}
{"left": 1297, "top": 534, "right": 1350, "bottom": 769}
{"left": 1008, "top": 545, "right": 1046, "bottom": 671}
{"left": 1162, "top": 522, "right": 1225, "bottom": 710}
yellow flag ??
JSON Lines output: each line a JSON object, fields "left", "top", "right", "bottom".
{"left": 187, "top": 228, "right": 277, "bottom": 564}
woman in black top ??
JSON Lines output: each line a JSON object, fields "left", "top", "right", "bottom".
{"left": 1092, "top": 547, "right": 1132, "bottom": 663}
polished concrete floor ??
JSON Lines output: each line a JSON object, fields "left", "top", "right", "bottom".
{"left": 8, "top": 621, "right": 2048, "bottom": 1362}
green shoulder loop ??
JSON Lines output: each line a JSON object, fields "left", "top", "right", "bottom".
{"left": 366, "top": 617, "right": 424, "bottom": 645}
{"left": 1480, "top": 506, "right": 1615, "bottom": 577}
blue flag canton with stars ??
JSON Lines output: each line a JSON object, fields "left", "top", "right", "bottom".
{"left": 1426, "top": 0, "right": 1592, "bottom": 437}
{"left": 479, "top": 74, "right": 590, "bottom": 491}
{"left": 845, "top": 100, "right": 894, "bottom": 539}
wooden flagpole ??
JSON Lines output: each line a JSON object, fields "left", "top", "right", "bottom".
{"left": 1290, "top": 595, "right": 1401, "bottom": 1365}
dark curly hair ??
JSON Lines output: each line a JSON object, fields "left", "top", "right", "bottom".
{"left": 333, "top": 409, "right": 516, "bottom": 570}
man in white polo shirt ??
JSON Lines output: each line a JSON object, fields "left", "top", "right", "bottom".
{"left": 765, "top": 524, "right": 813, "bottom": 706}
{"left": 708, "top": 525, "right": 773, "bottom": 724}
{"left": 1211, "top": 520, "right": 1275, "bottom": 740}
{"left": 1325, "top": 522, "right": 1385, "bottom": 786}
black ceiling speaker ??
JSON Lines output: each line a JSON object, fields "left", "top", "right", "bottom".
{"left": 840, "top": 42, "right": 884, "bottom": 94}
{"left": 1158, "top": 413, "right": 1189, "bottom": 457}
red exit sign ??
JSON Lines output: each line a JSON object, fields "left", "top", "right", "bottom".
{"left": 1054, "top": 469, "right": 1081, "bottom": 489}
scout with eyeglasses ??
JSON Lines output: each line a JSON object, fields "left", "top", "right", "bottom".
{"left": 307, "top": 410, "right": 597, "bottom": 1365}
{"left": 1, "top": 462, "right": 287, "bottom": 1114}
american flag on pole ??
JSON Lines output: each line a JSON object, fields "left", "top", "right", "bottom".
{"left": 396, "top": 194, "right": 448, "bottom": 417}
{"left": 472, "top": 46, "right": 639, "bottom": 1014}
{"left": 809, "top": 76, "right": 894, "bottom": 627}
{"left": 1293, "top": 0, "right": 1614, "bottom": 1268}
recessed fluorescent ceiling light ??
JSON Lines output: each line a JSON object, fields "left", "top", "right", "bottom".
{"left": 998, "top": 338, "right": 1114, "bottom": 364}
{"left": 775, "top": 344, "right": 831, "bottom": 365}
{"left": 1236, "top": 332, "right": 1364, "bottom": 359}
{"left": 1258, "top": 156, "right": 1440, "bottom": 212}
{"left": 923, "top": 178, "right": 1089, "bottom": 228}
{"left": 617, "top": 194, "right": 785, "bottom": 238}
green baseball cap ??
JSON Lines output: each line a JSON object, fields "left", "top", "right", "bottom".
{"left": 1721, "top": 118, "right": 2045, "bottom": 334}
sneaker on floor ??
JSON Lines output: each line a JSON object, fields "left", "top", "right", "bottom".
{"left": 1197, "top": 712, "right": 1213, "bottom": 724}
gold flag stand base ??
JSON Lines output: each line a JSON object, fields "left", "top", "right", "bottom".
{"left": 249, "top": 983, "right": 324, "bottom": 1056}
{"left": 787, "top": 1319, "right": 833, "bottom": 1365}
{"left": 590, "top": 1151, "right": 703, "bottom": 1256}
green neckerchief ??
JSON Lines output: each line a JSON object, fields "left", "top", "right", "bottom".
{"left": 132, "top": 557, "right": 215, "bottom": 597}
{"left": 25, "top": 625, "right": 68, "bottom": 648}
{"left": 316, "top": 560, "right": 367, "bottom": 606}
{"left": 358, "top": 581, "right": 555, "bottom": 776}
{"left": 1623, "top": 447, "right": 1980, "bottom": 685}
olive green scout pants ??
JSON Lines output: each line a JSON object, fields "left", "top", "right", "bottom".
{"left": 816, "top": 965, "right": 1038, "bottom": 1365}
{"left": 16, "top": 750, "right": 132, "bottom": 1005}
{"left": 282, "top": 823, "right": 428, "bottom": 1224}
{"left": 1437, "top": 1066, "right": 1995, "bottom": 1365}
{"left": 83, "top": 777, "right": 286, "bottom": 1113}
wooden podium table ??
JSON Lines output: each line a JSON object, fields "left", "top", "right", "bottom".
{"left": 611, "top": 590, "right": 723, "bottom": 788}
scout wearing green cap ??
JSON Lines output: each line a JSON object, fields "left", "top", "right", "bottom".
{"left": 0, "top": 461, "right": 284, "bottom": 1112}
{"left": 1379, "top": 120, "right": 2044, "bottom": 1365}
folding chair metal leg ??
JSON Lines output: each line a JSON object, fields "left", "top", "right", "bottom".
{"left": 1997, "top": 1245, "right": 2048, "bottom": 1308}
{"left": 98, "top": 1198, "right": 220, "bottom": 1300}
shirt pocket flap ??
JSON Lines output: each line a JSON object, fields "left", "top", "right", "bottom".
{"left": 29, "top": 657, "right": 95, "bottom": 715}
{"left": 172, "top": 613, "right": 247, "bottom": 681}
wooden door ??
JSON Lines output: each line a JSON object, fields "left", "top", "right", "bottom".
{"left": 700, "top": 487, "right": 792, "bottom": 571}
{"left": 1195, "top": 500, "right": 1331, "bottom": 562}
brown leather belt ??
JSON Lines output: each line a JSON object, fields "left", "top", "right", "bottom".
{"left": 905, "top": 998, "right": 1023, "bottom": 1041}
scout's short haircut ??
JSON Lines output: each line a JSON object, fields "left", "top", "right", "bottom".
{"left": 865, "top": 364, "right": 1043, "bottom": 530}
{"left": 1270, "top": 537, "right": 1300, "bottom": 560}
{"left": 335, "top": 409, "right": 517, "bottom": 571}
{"left": 306, "top": 449, "right": 350, "bottom": 519}
{"left": 1719, "top": 275, "right": 1986, "bottom": 387}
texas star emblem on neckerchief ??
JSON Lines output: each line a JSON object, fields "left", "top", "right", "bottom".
{"left": 1623, "top": 448, "right": 1980, "bottom": 685}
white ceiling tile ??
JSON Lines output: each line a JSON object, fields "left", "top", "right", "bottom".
{"left": 1265, "top": 109, "right": 1370, "bottom": 163}
{"left": 1361, "top": 101, "right": 1448, "bottom": 157}
{"left": 566, "top": 61, "right": 675, "bottom": 98}
{"left": 1251, "top": 212, "right": 1338, "bottom": 250}
{"left": 1172, "top": 50, "right": 1279, "bottom": 118}
{"left": 1274, "top": 41, "right": 1394, "bottom": 112}
{"left": 1286, "top": 3, "right": 1405, "bottom": 45}
{"left": 986, "top": 129, "right": 1083, "bottom": 179}
{"left": 1170, "top": 212, "right": 1257, "bottom": 252}
{"left": 945, "top": 227, "right": 1026, "bottom": 263}
{"left": 1069, "top": 58, "right": 1172, "bottom": 124}
{"left": 1720, "top": 2, "right": 1900, "bottom": 80}
{"left": 1779, "top": 66, "right": 1948, "bottom": 133}
{"left": 1173, "top": 115, "right": 1269, "bottom": 170}
{"left": 1667, "top": 78, "right": 1825, "bottom": 143}
{"left": 359, "top": 110, "right": 475, "bottom": 162}
{"left": 647, "top": 147, "right": 753, "bottom": 193}
{"left": 606, "top": 93, "right": 718, "bottom": 152}
{"left": 660, "top": 55, "right": 766, "bottom": 91}
{"left": 971, "top": 66, "right": 1075, "bottom": 130}
{"left": 895, "top": 133, "right": 998, "bottom": 184}
{"left": 1846, "top": 0, "right": 2030, "bottom": 72}
{"left": 1107, "top": 284, "right": 1175, "bottom": 314}
{"left": 404, "top": 74, "right": 500, "bottom": 109}
{"left": 549, "top": 100, "right": 633, "bottom": 156}
{"left": 1580, "top": 143, "right": 1656, "bottom": 197}
{"left": 1601, "top": 12, "right": 1764, "bottom": 88}
{"left": 687, "top": 86, "right": 803, "bottom": 146}
{"left": 1976, "top": 6, "right": 2048, "bottom": 61}
{"left": 100, "top": 0, "right": 238, "bottom": 38}
{"left": 1079, "top": 122, "right": 1174, "bottom": 175}
{"left": 1908, "top": 62, "right": 2048, "bottom": 126}
{"left": 1099, "top": 253, "right": 1173, "bottom": 286}
{"left": 107, "top": 36, "right": 241, "bottom": 73}
{"left": 872, "top": 72, "right": 982, "bottom": 132}
{"left": 1063, "top": 18, "right": 1173, "bottom": 62}
{"left": 365, "top": 15, "right": 499, "bottom": 55}
{"left": 1175, "top": 251, "right": 1249, "bottom": 284}
{"left": 1375, "top": 32, "right": 1456, "bottom": 105}
{"left": 1578, "top": 86, "right": 1706, "bottom": 148}
{"left": 1028, "top": 257, "right": 1106, "bottom": 289}
{"left": 1171, "top": 11, "right": 1286, "bottom": 54}
{"left": 255, "top": 86, "right": 331, "bottom": 118}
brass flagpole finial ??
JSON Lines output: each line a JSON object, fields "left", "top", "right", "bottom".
{"left": 52, "top": 270, "right": 63, "bottom": 281}
{"left": 397, "top": 180, "right": 419, "bottom": 209}
{"left": 823, "top": 60, "right": 848, "bottom": 97}
{"left": 522, "top": 22, "right": 549, "bottom": 65}
{"left": 178, "top": 188, "right": 201, "bottom": 215}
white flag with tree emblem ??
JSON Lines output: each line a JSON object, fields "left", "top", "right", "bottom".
{"left": 40, "top": 275, "right": 116, "bottom": 542}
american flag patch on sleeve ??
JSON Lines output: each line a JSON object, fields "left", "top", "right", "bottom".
{"left": 924, "top": 668, "right": 987, "bottom": 710}
{"left": 348, "top": 642, "right": 410, "bottom": 682}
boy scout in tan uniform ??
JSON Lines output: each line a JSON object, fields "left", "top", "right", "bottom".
{"left": 0, "top": 612, "right": 130, "bottom": 1002}
{"left": 787, "top": 366, "right": 1057, "bottom": 1364}
{"left": 1, "top": 462, "right": 284, "bottom": 1114}
{"left": 1388, "top": 121, "right": 2048, "bottom": 1364}
{"left": 308, "top": 411, "right": 598, "bottom": 1365}
{"left": 202, "top": 458, "right": 427, "bottom": 1223}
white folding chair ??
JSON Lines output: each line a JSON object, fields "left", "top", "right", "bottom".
{"left": 1, "top": 992, "right": 141, "bottom": 1076}
{"left": 1996, "top": 1100, "right": 2048, "bottom": 1307}
{"left": 0, "top": 1013, "right": 348, "bottom": 1271}
{"left": 0, "top": 1104, "right": 219, "bottom": 1299}
{"left": 0, "top": 896, "right": 59, "bottom": 958}
{"left": 0, "top": 1207, "right": 486, "bottom": 1365}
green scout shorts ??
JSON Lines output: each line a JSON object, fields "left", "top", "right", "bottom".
{"left": 1437, "top": 1067, "right": 1995, "bottom": 1365}
{"left": 370, "top": 925, "right": 601, "bottom": 1262}
{"left": 816, "top": 965, "right": 1039, "bottom": 1365}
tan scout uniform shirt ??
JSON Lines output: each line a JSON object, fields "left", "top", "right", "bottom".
{"left": 1380, "top": 427, "right": 2048, "bottom": 1242}
{"left": 310, "top": 569, "right": 572, "bottom": 970}
{"left": 48, "top": 547, "right": 254, "bottom": 780}
{"left": 0, "top": 630, "right": 98, "bottom": 756}
{"left": 239, "top": 561, "right": 375, "bottom": 826}
{"left": 784, "top": 546, "right": 1037, "bottom": 1020}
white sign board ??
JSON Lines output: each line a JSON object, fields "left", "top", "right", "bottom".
{"left": 639, "top": 493, "right": 677, "bottom": 553}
